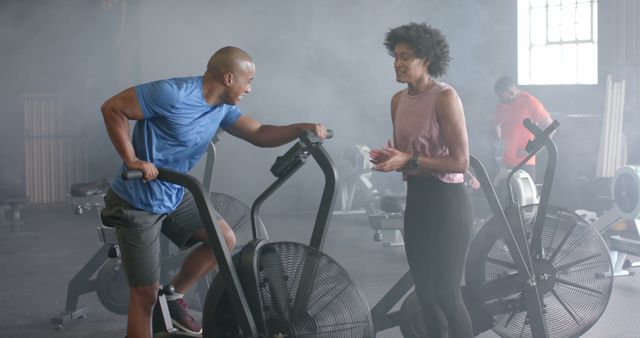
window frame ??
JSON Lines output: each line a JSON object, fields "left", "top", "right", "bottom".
{"left": 517, "top": 0, "right": 598, "bottom": 85}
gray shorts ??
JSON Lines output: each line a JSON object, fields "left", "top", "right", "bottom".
{"left": 100, "top": 189, "right": 222, "bottom": 287}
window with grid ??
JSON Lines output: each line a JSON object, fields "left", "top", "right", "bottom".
{"left": 518, "top": 0, "right": 598, "bottom": 85}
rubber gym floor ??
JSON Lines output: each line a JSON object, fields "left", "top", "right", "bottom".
{"left": 1, "top": 206, "right": 638, "bottom": 338}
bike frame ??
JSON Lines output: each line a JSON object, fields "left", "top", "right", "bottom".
{"left": 469, "top": 119, "right": 559, "bottom": 338}
{"left": 144, "top": 131, "right": 338, "bottom": 337}
{"left": 370, "top": 119, "right": 559, "bottom": 338}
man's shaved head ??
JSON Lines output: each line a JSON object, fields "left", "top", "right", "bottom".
{"left": 202, "top": 46, "right": 256, "bottom": 105}
{"left": 206, "top": 46, "right": 254, "bottom": 77}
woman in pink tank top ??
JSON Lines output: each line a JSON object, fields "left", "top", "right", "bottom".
{"left": 369, "top": 23, "right": 474, "bottom": 338}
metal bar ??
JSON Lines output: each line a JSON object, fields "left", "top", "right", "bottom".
{"left": 202, "top": 141, "right": 216, "bottom": 194}
{"left": 370, "top": 270, "right": 414, "bottom": 333}
{"left": 155, "top": 169, "right": 258, "bottom": 336}
{"left": 308, "top": 143, "right": 338, "bottom": 250}
{"left": 250, "top": 164, "right": 303, "bottom": 240}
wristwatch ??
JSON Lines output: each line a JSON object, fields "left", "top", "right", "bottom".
{"left": 408, "top": 154, "right": 419, "bottom": 169}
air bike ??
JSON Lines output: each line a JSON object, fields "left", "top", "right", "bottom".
{"left": 51, "top": 135, "right": 260, "bottom": 335}
{"left": 372, "top": 119, "right": 614, "bottom": 338}
{"left": 126, "top": 130, "right": 374, "bottom": 337}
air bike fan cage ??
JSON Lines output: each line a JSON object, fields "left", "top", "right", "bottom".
{"left": 611, "top": 165, "right": 640, "bottom": 220}
{"left": 200, "top": 131, "right": 374, "bottom": 338}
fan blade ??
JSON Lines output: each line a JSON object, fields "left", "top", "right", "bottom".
{"left": 481, "top": 273, "right": 528, "bottom": 301}
{"left": 254, "top": 242, "right": 374, "bottom": 337}
{"left": 486, "top": 256, "right": 517, "bottom": 270}
{"left": 550, "top": 289, "right": 582, "bottom": 325}
{"left": 555, "top": 277, "right": 605, "bottom": 296}
{"left": 554, "top": 253, "right": 602, "bottom": 273}
{"left": 487, "top": 296, "right": 526, "bottom": 316}
{"left": 260, "top": 247, "right": 291, "bottom": 321}
{"left": 290, "top": 254, "right": 321, "bottom": 320}
{"left": 547, "top": 219, "right": 579, "bottom": 262}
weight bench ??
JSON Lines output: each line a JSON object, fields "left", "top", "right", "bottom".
{"left": 0, "top": 193, "right": 37, "bottom": 240}
{"left": 607, "top": 219, "right": 640, "bottom": 276}
{"left": 368, "top": 194, "right": 405, "bottom": 247}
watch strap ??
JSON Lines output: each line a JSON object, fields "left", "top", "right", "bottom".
{"left": 408, "top": 154, "right": 419, "bottom": 169}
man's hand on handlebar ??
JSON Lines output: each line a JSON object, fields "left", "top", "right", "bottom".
{"left": 306, "top": 123, "right": 329, "bottom": 139}
{"left": 125, "top": 159, "right": 159, "bottom": 181}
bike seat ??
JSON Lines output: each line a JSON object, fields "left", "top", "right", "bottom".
{"left": 380, "top": 195, "right": 406, "bottom": 213}
{"left": 70, "top": 179, "right": 110, "bottom": 197}
{"left": 97, "top": 224, "right": 120, "bottom": 258}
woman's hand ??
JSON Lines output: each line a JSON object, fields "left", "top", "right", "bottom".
{"left": 467, "top": 175, "right": 480, "bottom": 190}
{"left": 369, "top": 141, "right": 411, "bottom": 172}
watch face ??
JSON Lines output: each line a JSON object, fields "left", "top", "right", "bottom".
{"left": 409, "top": 158, "right": 418, "bottom": 169}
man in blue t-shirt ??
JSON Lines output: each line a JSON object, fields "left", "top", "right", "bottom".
{"left": 100, "top": 46, "right": 327, "bottom": 338}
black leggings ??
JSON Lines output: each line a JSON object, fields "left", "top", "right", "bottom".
{"left": 404, "top": 176, "right": 474, "bottom": 338}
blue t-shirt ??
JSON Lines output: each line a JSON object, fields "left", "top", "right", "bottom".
{"left": 110, "top": 76, "right": 242, "bottom": 213}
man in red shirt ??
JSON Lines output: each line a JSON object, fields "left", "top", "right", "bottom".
{"left": 493, "top": 76, "right": 552, "bottom": 180}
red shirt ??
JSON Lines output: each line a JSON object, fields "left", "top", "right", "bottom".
{"left": 494, "top": 91, "right": 550, "bottom": 167}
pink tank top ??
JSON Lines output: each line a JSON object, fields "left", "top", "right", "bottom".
{"left": 393, "top": 81, "right": 464, "bottom": 184}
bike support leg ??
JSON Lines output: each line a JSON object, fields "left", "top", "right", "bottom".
{"left": 370, "top": 270, "right": 414, "bottom": 333}
{"left": 51, "top": 247, "right": 106, "bottom": 329}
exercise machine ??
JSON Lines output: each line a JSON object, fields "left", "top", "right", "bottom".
{"left": 134, "top": 130, "right": 374, "bottom": 337}
{"left": 334, "top": 144, "right": 379, "bottom": 215}
{"left": 465, "top": 119, "right": 612, "bottom": 338}
{"left": 372, "top": 119, "right": 614, "bottom": 338}
{"left": 584, "top": 165, "right": 640, "bottom": 277}
{"left": 51, "top": 138, "right": 258, "bottom": 332}
{"left": 368, "top": 194, "right": 406, "bottom": 246}
{"left": 202, "top": 130, "right": 373, "bottom": 337}
{"left": 50, "top": 177, "right": 112, "bottom": 329}
{"left": 328, "top": 143, "right": 407, "bottom": 246}
{"left": 369, "top": 170, "right": 539, "bottom": 336}
{"left": 0, "top": 189, "right": 36, "bottom": 240}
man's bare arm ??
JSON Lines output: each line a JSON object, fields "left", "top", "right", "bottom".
{"left": 101, "top": 88, "right": 158, "bottom": 180}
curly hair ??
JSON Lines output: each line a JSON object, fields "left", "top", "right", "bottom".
{"left": 384, "top": 22, "right": 451, "bottom": 78}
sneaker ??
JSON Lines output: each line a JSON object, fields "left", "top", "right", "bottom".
{"left": 167, "top": 298, "right": 202, "bottom": 335}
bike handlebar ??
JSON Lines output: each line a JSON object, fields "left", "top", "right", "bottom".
{"left": 122, "top": 129, "right": 333, "bottom": 182}
{"left": 325, "top": 129, "right": 334, "bottom": 139}
{"left": 523, "top": 118, "right": 559, "bottom": 154}
{"left": 121, "top": 170, "right": 144, "bottom": 181}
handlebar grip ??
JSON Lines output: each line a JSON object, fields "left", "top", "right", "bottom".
{"left": 523, "top": 118, "right": 559, "bottom": 136}
{"left": 300, "top": 128, "right": 333, "bottom": 142}
{"left": 523, "top": 119, "right": 560, "bottom": 153}
{"left": 326, "top": 129, "right": 334, "bottom": 139}
{"left": 122, "top": 170, "right": 144, "bottom": 180}
{"left": 523, "top": 118, "right": 539, "bottom": 134}
{"left": 544, "top": 120, "right": 560, "bottom": 134}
